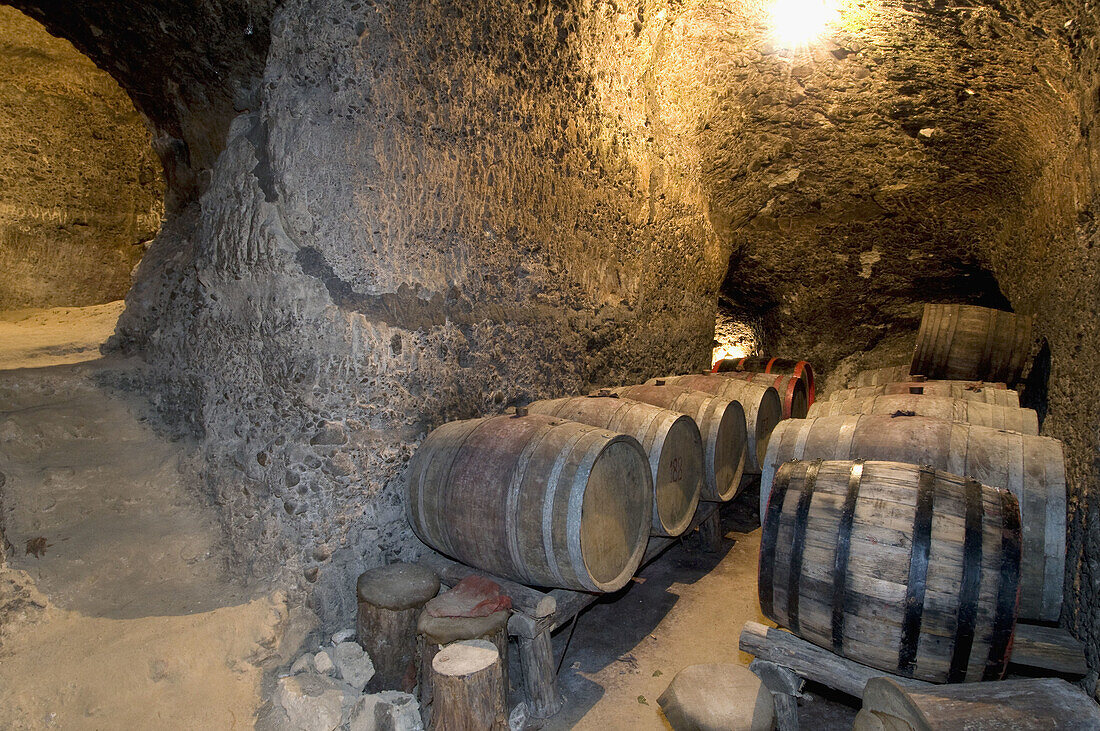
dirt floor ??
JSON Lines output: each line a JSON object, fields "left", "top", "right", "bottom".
{"left": 0, "top": 301, "right": 857, "bottom": 729}
{"left": 0, "top": 302, "right": 304, "bottom": 729}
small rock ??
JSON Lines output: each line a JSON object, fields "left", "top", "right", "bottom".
{"left": 314, "top": 649, "right": 335, "bottom": 675}
{"left": 508, "top": 702, "right": 528, "bottom": 731}
{"left": 334, "top": 641, "right": 375, "bottom": 692}
{"left": 290, "top": 654, "right": 314, "bottom": 675}
{"left": 274, "top": 674, "right": 347, "bottom": 731}
{"left": 348, "top": 691, "right": 423, "bottom": 731}
{"left": 332, "top": 628, "right": 356, "bottom": 645}
{"left": 658, "top": 664, "right": 774, "bottom": 731}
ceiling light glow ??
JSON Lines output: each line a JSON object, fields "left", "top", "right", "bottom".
{"left": 770, "top": 0, "right": 837, "bottom": 47}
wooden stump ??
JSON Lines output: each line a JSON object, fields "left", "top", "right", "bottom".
{"left": 516, "top": 625, "right": 563, "bottom": 718}
{"left": 429, "top": 639, "right": 507, "bottom": 730}
{"left": 417, "top": 609, "right": 510, "bottom": 726}
{"left": 356, "top": 562, "right": 440, "bottom": 691}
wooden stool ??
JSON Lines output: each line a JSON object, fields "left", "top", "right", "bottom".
{"left": 356, "top": 562, "right": 440, "bottom": 691}
{"left": 429, "top": 639, "right": 507, "bottom": 730}
{"left": 418, "top": 608, "right": 509, "bottom": 725}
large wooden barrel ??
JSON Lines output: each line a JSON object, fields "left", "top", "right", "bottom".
{"left": 853, "top": 365, "right": 913, "bottom": 387}
{"left": 807, "top": 395, "right": 1038, "bottom": 435}
{"left": 526, "top": 396, "right": 703, "bottom": 537}
{"left": 830, "top": 382, "right": 1019, "bottom": 408}
{"left": 760, "top": 460, "right": 1021, "bottom": 683}
{"left": 713, "top": 356, "right": 816, "bottom": 404}
{"left": 407, "top": 414, "right": 652, "bottom": 593}
{"left": 761, "top": 414, "right": 1065, "bottom": 621}
{"left": 716, "top": 371, "right": 809, "bottom": 419}
{"left": 647, "top": 374, "right": 783, "bottom": 475}
{"left": 911, "top": 304, "right": 1033, "bottom": 385}
{"left": 605, "top": 384, "right": 747, "bottom": 502}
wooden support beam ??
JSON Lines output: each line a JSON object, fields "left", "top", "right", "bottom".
{"left": 751, "top": 659, "right": 803, "bottom": 731}
{"left": 739, "top": 621, "right": 931, "bottom": 700}
{"left": 419, "top": 553, "right": 556, "bottom": 618}
{"left": 1011, "top": 623, "right": 1088, "bottom": 676}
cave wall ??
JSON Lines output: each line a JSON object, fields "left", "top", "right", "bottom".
{"left": 0, "top": 6, "right": 162, "bottom": 308}
{"left": 88, "top": 0, "right": 726, "bottom": 623}
{"left": 699, "top": 0, "right": 1100, "bottom": 678}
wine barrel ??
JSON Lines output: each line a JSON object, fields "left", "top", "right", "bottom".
{"left": 807, "top": 395, "right": 1038, "bottom": 435}
{"left": 646, "top": 374, "right": 783, "bottom": 475}
{"left": 716, "top": 371, "right": 809, "bottom": 419}
{"left": 713, "top": 356, "right": 816, "bottom": 404}
{"left": 526, "top": 396, "right": 703, "bottom": 537}
{"left": 853, "top": 365, "right": 913, "bottom": 387}
{"left": 605, "top": 383, "right": 747, "bottom": 501}
{"left": 407, "top": 414, "right": 652, "bottom": 593}
{"left": 830, "top": 382, "right": 1018, "bottom": 408}
{"left": 760, "top": 460, "right": 1021, "bottom": 683}
{"left": 760, "top": 414, "right": 1065, "bottom": 622}
{"left": 911, "top": 304, "right": 1033, "bottom": 385}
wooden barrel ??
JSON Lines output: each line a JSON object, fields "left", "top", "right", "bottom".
{"left": 760, "top": 414, "right": 1065, "bottom": 622}
{"left": 605, "top": 384, "right": 747, "bottom": 502}
{"left": 807, "top": 395, "right": 1038, "bottom": 435}
{"left": 830, "top": 382, "right": 1019, "bottom": 408}
{"left": 407, "top": 414, "right": 652, "bottom": 593}
{"left": 853, "top": 365, "right": 913, "bottom": 387}
{"left": 713, "top": 356, "right": 816, "bottom": 404}
{"left": 761, "top": 459, "right": 1021, "bottom": 683}
{"left": 716, "top": 371, "right": 809, "bottom": 419}
{"left": 527, "top": 396, "right": 704, "bottom": 537}
{"left": 911, "top": 304, "right": 1033, "bottom": 385}
{"left": 647, "top": 374, "right": 783, "bottom": 475}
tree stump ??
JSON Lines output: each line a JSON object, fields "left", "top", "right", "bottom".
{"left": 429, "top": 639, "right": 507, "bottom": 730}
{"left": 356, "top": 562, "right": 440, "bottom": 692}
{"left": 417, "top": 608, "right": 509, "bottom": 726}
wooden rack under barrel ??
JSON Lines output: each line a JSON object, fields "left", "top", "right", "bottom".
{"left": 420, "top": 500, "right": 724, "bottom": 719}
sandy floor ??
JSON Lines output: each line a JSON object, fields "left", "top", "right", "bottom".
{"left": 0, "top": 302, "right": 855, "bottom": 729}
{"left": 552, "top": 490, "right": 857, "bottom": 730}
{"left": 0, "top": 301, "right": 124, "bottom": 370}
{"left": 0, "top": 303, "right": 297, "bottom": 730}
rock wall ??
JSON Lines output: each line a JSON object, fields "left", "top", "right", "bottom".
{"left": 0, "top": 6, "right": 162, "bottom": 308}
{"left": 101, "top": 0, "right": 728, "bottom": 623}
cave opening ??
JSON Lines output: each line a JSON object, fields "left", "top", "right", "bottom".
{"left": 0, "top": 5, "right": 163, "bottom": 369}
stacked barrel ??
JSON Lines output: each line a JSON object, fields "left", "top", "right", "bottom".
{"left": 405, "top": 357, "right": 812, "bottom": 594}
{"left": 757, "top": 303, "right": 1062, "bottom": 685}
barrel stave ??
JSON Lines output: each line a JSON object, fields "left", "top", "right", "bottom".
{"left": 607, "top": 384, "right": 748, "bottom": 502}
{"left": 408, "top": 414, "right": 652, "bottom": 593}
{"left": 807, "top": 394, "right": 1038, "bottom": 436}
{"left": 760, "top": 460, "right": 1019, "bottom": 682}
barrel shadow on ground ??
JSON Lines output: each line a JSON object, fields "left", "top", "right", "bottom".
{"left": 537, "top": 489, "right": 757, "bottom": 728}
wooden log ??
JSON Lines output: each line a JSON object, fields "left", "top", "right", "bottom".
{"left": 607, "top": 383, "right": 748, "bottom": 501}
{"left": 830, "top": 382, "right": 1016, "bottom": 407}
{"left": 647, "top": 374, "right": 783, "bottom": 475}
{"left": 761, "top": 414, "right": 1066, "bottom": 622}
{"left": 526, "top": 395, "right": 704, "bottom": 537}
{"left": 516, "top": 627, "right": 564, "bottom": 718}
{"left": 713, "top": 356, "right": 817, "bottom": 404}
{"left": 418, "top": 552, "right": 556, "bottom": 618}
{"left": 1011, "top": 622, "right": 1088, "bottom": 676}
{"left": 750, "top": 660, "right": 803, "bottom": 731}
{"left": 717, "top": 371, "right": 810, "bottom": 419}
{"left": 429, "top": 639, "right": 507, "bottom": 730}
{"left": 356, "top": 562, "right": 440, "bottom": 692}
{"left": 911, "top": 304, "right": 1033, "bottom": 386}
{"left": 418, "top": 609, "right": 510, "bottom": 727}
{"left": 408, "top": 413, "right": 653, "bottom": 592}
{"left": 739, "top": 621, "right": 932, "bottom": 700}
{"left": 807, "top": 394, "right": 1038, "bottom": 435}
{"left": 759, "top": 460, "right": 1021, "bottom": 683}
{"left": 861, "top": 676, "right": 1100, "bottom": 730}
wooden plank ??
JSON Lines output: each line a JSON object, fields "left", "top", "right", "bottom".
{"left": 863, "top": 676, "right": 1100, "bottom": 730}
{"left": 738, "top": 621, "right": 932, "bottom": 699}
{"left": 1011, "top": 623, "right": 1088, "bottom": 676}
